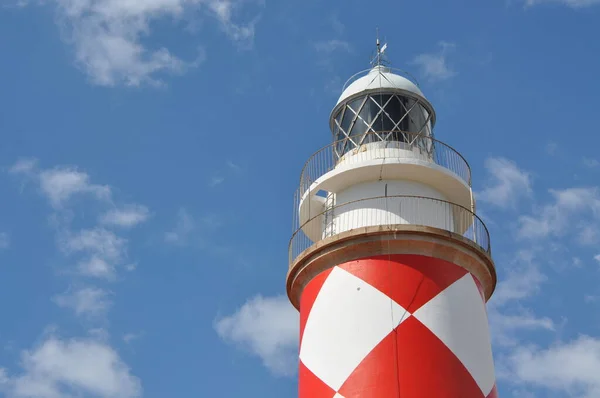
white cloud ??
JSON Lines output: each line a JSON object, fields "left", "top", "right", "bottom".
{"left": 207, "top": 0, "right": 259, "bottom": 45}
{"left": 314, "top": 39, "right": 352, "bottom": 53}
{"left": 489, "top": 308, "right": 554, "bottom": 347}
{"left": 546, "top": 141, "right": 558, "bottom": 155}
{"left": 59, "top": 228, "right": 127, "bottom": 279}
{"left": 99, "top": 205, "right": 150, "bottom": 228}
{"left": 518, "top": 187, "right": 600, "bottom": 240}
{"left": 488, "top": 250, "right": 554, "bottom": 347}
{"left": 578, "top": 223, "right": 600, "bottom": 245}
{"left": 504, "top": 336, "right": 600, "bottom": 398}
{"left": 209, "top": 176, "right": 225, "bottom": 187}
{"left": 78, "top": 256, "right": 115, "bottom": 279}
{"left": 215, "top": 295, "right": 299, "bottom": 376}
{"left": 2, "top": 335, "right": 141, "bottom": 398}
{"left": 20, "top": 0, "right": 260, "bottom": 86}
{"left": 0, "top": 232, "right": 10, "bottom": 250}
{"left": 9, "top": 158, "right": 38, "bottom": 175}
{"left": 492, "top": 250, "right": 546, "bottom": 306}
{"left": 122, "top": 333, "right": 141, "bottom": 344}
{"left": 164, "top": 208, "right": 195, "bottom": 245}
{"left": 53, "top": 287, "right": 112, "bottom": 318}
{"left": 411, "top": 41, "right": 456, "bottom": 82}
{"left": 10, "top": 160, "right": 111, "bottom": 208}
{"left": 524, "top": 0, "right": 600, "bottom": 8}
{"left": 226, "top": 160, "right": 242, "bottom": 172}
{"left": 583, "top": 157, "right": 600, "bottom": 168}
{"left": 477, "top": 157, "right": 532, "bottom": 209}
{"left": 39, "top": 167, "right": 111, "bottom": 208}
{"left": 61, "top": 228, "right": 126, "bottom": 261}
{"left": 9, "top": 159, "right": 147, "bottom": 281}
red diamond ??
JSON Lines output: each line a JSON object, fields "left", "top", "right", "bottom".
{"left": 338, "top": 254, "right": 468, "bottom": 312}
{"left": 300, "top": 268, "right": 333, "bottom": 345}
{"left": 299, "top": 360, "right": 336, "bottom": 398}
{"left": 338, "top": 331, "right": 399, "bottom": 397}
{"left": 395, "top": 317, "right": 485, "bottom": 398}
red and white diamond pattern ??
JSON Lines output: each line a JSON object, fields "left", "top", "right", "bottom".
{"left": 298, "top": 254, "right": 498, "bottom": 398}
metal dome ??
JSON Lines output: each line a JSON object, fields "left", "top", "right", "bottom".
{"left": 336, "top": 65, "right": 425, "bottom": 106}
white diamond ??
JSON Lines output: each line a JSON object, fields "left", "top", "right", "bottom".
{"left": 299, "top": 266, "right": 409, "bottom": 391}
{"left": 413, "top": 274, "right": 496, "bottom": 395}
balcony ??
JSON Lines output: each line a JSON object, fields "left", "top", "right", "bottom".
{"left": 289, "top": 195, "right": 491, "bottom": 267}
{"left": 299, "top": 131, "right": 471, "bottom": 194}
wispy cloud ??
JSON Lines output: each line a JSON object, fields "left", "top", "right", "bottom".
{"left": 215, "top": 295, "right": 299, "bottom": 377}
{"left": 122, "top": 333, "right": 142, "bottom": 344}
{"left": 524, "top": 0, "right": 600, "bottom": 8}
{"left": 9, "top": 158, "right": 38, "bottom": 174}
{"left": 209, "top": 176, "right": 225, "bottom": 187}
{"left": 5, "top": 159, "right": 146, "bottom": 398}
{"left": 411, "top": 41, "right": 456, "bottom": 83}
{"left": 503, "top": 336, "right": 600, "bottom": 398}
{"left": 164, "top": 208, "right": 195, "bottom": 245}
{"left": 0, "top": 334, "right": 141, "bottom": 398}
{"left": 488, "top": 249, "right": 554, "bottom": 347}
{"left": 18, "top": 0, "right": 261, "bottom": 87}
{"left": 9, "top": 158, "right": 148, "bottom": 280}
{"left": 477, "top": 157, "right": 533, "bottom": 209}
{"left": 583, "top": 157, "right": 600, "bottom": 169}
{"left": 492, "top": 250, "right": 546, "bottom": 306}
{"left": 10, "top": 159, "right": 111, "bottom": 208}
{"left": 226, "top": 160, "right": 242, "bottom": 173}
{"left": 53, "top": 287, "right": 112, "bottom": 318}
{"left": 99, "top": 205, "right": 150, "bottom": 228}
{"left": 314, "top": 39, "right": 353, "bottom": 54}
{"left": 329, "top": 13, "right": 345, "bottom": 35}
{"left": 0, "top": 232, "right": 10, "bottom": 250}
{"left": 207, "top": 0, "right": 261, "bottom": 46}
{"left": 39, "top": 167, "right": 111, "bottom": 208}
{"left": 59, "top": 228, "right": 127, "bottom": 279}
{"left": 518, "top": 187, "right": 600, "bottom": 240}
{"left": 545, "top": 141, "right": 558, "bottom": 156}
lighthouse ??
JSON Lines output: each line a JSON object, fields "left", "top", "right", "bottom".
{"left": 287, "top": 41, "right": 499, "bottom": 398}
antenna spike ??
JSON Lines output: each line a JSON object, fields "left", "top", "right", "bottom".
{"left": 370, "top": 29, "right": 389, "bottom": 68}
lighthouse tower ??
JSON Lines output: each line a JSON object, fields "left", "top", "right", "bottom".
{"left": 287, "top": 42, "right": 499, "bottom": 398}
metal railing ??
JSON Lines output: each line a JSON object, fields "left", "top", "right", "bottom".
{"left": 289, "top": 195, "right": 491, "bottom": 266}
{"left": 298, "top": 131, "right": 471, "bottom": 195}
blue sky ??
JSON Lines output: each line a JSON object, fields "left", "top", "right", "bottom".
{"left": 1, "top": 0, "right": 600, "bottom": 397}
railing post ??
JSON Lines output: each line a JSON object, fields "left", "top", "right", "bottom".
{"left": 470, "top": 186, "right": 477, "bottom": 245}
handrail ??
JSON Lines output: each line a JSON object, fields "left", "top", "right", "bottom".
{"left": 298, "top": 131, "right": 472, "bottom": 195}
{"left": 288, "top": 195, "right": 491, "bottom": 267}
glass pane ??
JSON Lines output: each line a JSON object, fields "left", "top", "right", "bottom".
{"left": 407, "top": 101, "right": 428, "bottom": 133}
{"left": 340, "top": 107, "right": 354, "bottom": 133}
{"left": 359, "top": 98, "right": 379, "bottom": 128}
{"left": 385, "top": 95, "right": 407, "bottom": 131}
{"left": 333, "top": 110, "right": 343, "bottom": 135}
{"left": 334, "top": 109, "right": 343, "bottom": 124}
{"left": 370, "top": 94, "right": 391, "bottom": 109}
{"left": 349, "top": 117, "right": 368, "bottom": 138}
{"left": 368, "top": 114, "right": 384, "bottom": 132}
{"left": 348, "top": 98, "right": 363, "bottom": 112}
{"left": 381, "top": 113, "right": 396, "bottom": 132}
